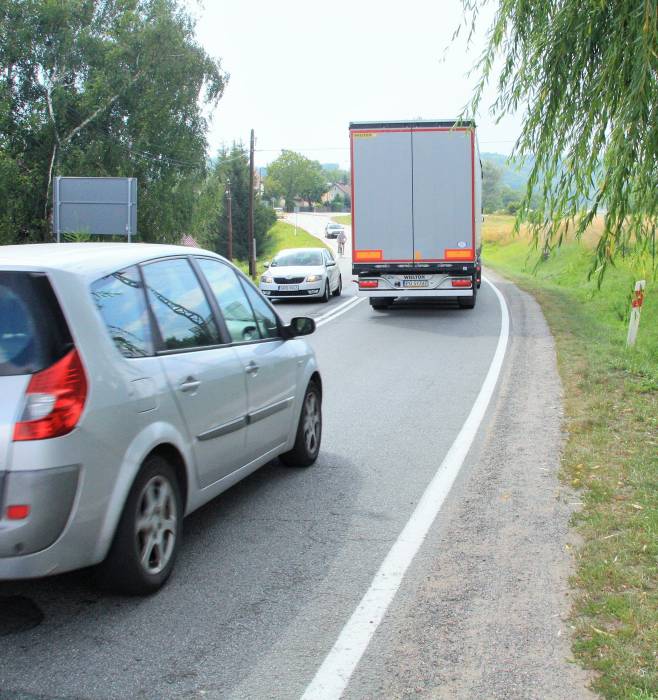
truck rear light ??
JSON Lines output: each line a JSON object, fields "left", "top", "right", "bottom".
{"left": 6, "top": 505, "right": 30, "bottom": 520}
{"left": 354, "top": 250, "right": 383, "bottom": 262}
{"left": 451, "top": 279, "right": 472, "bottom": 288}
{"left": 359, "top": 280, "right": 379, "bottom": 289}
{"left": 445, "top": 249, "right": 474, "bottom": 260}
{"left": 13, "top": 348, "right": 88, "bottom": 441}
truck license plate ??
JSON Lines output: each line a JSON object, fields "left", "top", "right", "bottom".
{"left": 403, "top": 280, "right": 429, "bottom": 287}
{"left": 278, "top": 284, "right": 299, "bottom": 291}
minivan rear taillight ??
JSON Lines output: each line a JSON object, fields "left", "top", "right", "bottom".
{"left": 13, "top": 349, "right": 87, "bottom": 441}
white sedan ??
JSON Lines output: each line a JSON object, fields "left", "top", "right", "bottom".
{"left": 260, "top": 248, "right": 342, "bottom": 302}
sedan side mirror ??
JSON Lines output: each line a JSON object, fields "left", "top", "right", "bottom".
{"left": 286, "top": 317, "right": 316, "bottom": 337}
{"left": 262, "top": 261, "right": 271, "bottom": 269}
{"left": 326, "top": 260, "right": 336, "bottom": 267}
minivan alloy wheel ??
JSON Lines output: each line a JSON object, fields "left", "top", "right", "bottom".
{"left": 303, "top": 391, "right": 321, "bottom": 454}
{"left": 136, "top": 476, "right": 178, "bottom": 575}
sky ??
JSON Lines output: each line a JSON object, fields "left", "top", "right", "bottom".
{"left": 187, "top": 0, "right": 522, "bottom": 170}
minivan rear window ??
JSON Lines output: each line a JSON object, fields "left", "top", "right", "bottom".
{"left": 0, "top": 271, "right": 73, "bottom": 376}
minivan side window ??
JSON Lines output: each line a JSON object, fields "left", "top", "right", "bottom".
{"left": 196, "top": 258, "right": 261, "bottom": 343}
{"left": 142, "top": 258, "right": 220, "bottom": 351}
{"left": 91, "top": 266, "right": 153, "bottom": 358}
{"left": 239, "top": 278, "right": 281, "bottom": 340}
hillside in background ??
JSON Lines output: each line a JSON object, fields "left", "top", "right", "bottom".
{"left": 481, "top": 152, "right": 534, "bottom": 191}
{"left": 480, "top": 152, "right": 535, "bottom": 213}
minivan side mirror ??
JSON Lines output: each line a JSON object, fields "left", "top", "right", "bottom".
{"left": 286, "top": 316, "right": 315, "bottom": 337}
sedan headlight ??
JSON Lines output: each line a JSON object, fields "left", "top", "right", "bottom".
{"left": 306, "top": 274, "right": 323, "bottom": 283}
{"left": 261, "top": 275, "right": 274, "bottom": 284}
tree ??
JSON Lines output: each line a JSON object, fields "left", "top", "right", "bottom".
{"left": 324, "top": 167, "right": 350, "bottom": 185}
{"left": 462, "top": 0, "right": 657, "bottom": 278}
{"left": 0, "top": 0, "right": 227, "bottom": 243}
{"left": 482, "top": 160, "right": 503, "bottom": 213}
{"left": 197, "top": 144, "right": 274, "bottom": 260}
{"left": 265, "top": 150, "right": 328, "bottom": 211}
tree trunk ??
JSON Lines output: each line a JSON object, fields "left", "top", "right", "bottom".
{"left": 44, "top": 141, "right": 59, "bottom": 239}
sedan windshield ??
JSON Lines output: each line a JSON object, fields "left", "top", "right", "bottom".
{"left": 272, "top": 251, "right": 323, "bottom": 267}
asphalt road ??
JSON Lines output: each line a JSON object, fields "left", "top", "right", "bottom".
{"left": 0, "top": 214, "right": 593, "bottom": 699}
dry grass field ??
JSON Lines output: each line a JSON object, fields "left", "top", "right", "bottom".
{"left": 482, "top": 214, "right": 606, "bottom": 247}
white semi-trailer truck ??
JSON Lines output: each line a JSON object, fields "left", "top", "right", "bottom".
{"left": 350, "top": 119, "right": 482, "bottom": 310}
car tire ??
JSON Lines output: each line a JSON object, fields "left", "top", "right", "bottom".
{"left": 96, "top": 455, "right": 183, "bottom": 595}
{"left": 370, "top": 297, "right": 394, "bottom": 310}
{"left": 332, "top": 275, "right": 342, "bottom": 297}
{"left": 280, "top": 381, "right": 322, "bottom": 468}
{"left": 321, "top": 282, "right": 330, "bottom": 303}
{"left": 458, "top": 279, "right": 477, "bottom": 309}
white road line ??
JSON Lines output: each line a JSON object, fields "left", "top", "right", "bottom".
{"left": 300, "top": 277, "right": 510, "bottom": 700}
{"left": 315, "top": 296, "right": 364, "bottom": 327}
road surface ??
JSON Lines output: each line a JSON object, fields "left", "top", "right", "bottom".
{"left": 0, "top": 214, "right": 594, "bottom": 699}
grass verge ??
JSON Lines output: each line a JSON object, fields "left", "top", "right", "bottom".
{"left": 332, "top": 214, "right": 351, "bottom": 226}
{"left": 483, "top": 219, "right": 657, "bottom": 699}
{"left": 233, "top": 221, "right": 328, "bottom": 277}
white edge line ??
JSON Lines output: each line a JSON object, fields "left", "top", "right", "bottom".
{"left": 300, "top": 276, "right": 510, "bottom": 700}
{"left": 316, "top": 296, "right": 364, "bottom": 327}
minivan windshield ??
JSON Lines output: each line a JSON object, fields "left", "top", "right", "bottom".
{"left": 0, "top": 272, "right": 72, "bottom": 376}
{"left": 271, "top": 251, "right": 323, "bottom": 267}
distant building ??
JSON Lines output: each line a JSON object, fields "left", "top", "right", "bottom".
{"left": 321, "top": 182, "right": 351, "bottom": 204}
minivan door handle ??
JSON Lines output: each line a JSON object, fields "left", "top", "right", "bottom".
{"left": 245, "top": 361, "right": 259, "bottom": 376}
{"left": 179, "top": 376, "right": 201, "bottom": 393}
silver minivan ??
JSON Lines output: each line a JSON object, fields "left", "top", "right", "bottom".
{"left": 0, "top": 244, "right": 322, "bottom": 594}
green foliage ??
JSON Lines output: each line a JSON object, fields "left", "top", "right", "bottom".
{"left": 327, "top": 193, "right": 350, "bottom": 212}
{"left": 232, "top": 220, "right": 329, "bottom": 276}
{"left": 464, "top": 0, "right": 658, "bottom": 280}
{"left": 197, "top": 144, "right": 275, "bottom": 260}
{"left": 265, "top": 150, "right": 328, "bottom": 211}
{"left": 332, "top": 214, "right": 351, "bottom": 226}
{"left": 0, "top": 0, "right": 227, "bottom": 243}
{"left": 324, "top": 167, "right": 350, "bottom": 185}
{"left": 482, "top": 159, "right": 503, "bottom": 213}
{"left": 484, "top": 235, "right": 657, "bottom": 698}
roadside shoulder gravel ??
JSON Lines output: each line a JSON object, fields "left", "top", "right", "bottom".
{"left": 345, "top": 270, "right": 597, "bottom": 700}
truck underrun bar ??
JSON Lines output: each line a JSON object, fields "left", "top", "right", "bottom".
{"left": 353, "top": 262, "right": 478, "bottom": 275}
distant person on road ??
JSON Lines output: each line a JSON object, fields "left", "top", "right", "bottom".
{"left": 337, "top": 229, "right": 347, "bottom": 257}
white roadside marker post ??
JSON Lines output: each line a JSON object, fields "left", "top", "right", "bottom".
{"left": 626, "top": 280, "right": 646, "bottom": 347}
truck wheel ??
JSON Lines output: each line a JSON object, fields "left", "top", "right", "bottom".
{"left": 370, "top": 297, "right": 394, "bottom": 310}
{"left": 97, "top": 455, "right": 182, "bottom": 595}
{"left": 458, "top": 280, "right": 477, "bottom": 309}
{"left": 280, "top": 381, "right": 322, "bottom": 467}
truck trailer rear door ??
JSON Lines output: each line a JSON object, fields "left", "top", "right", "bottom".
{"left": 411, "top": 128, "right": 474, "bottom": 262}
{"left": 351, "top": 130, "right": 413, "bottom": 262}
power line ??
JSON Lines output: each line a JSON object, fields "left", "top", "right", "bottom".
{"left": 255, "top": 147, "right": 349, "bottom": 153}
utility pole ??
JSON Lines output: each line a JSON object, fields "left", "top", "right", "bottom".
{"left": 225, "top": 177, "right": 233, "bottom": 261}
{"left": 248, "top": 128, "right": 256, "bottom": 278}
